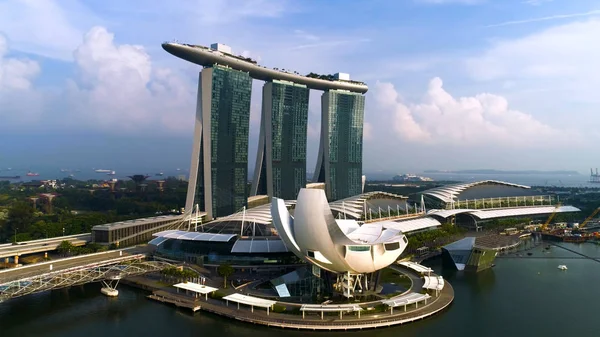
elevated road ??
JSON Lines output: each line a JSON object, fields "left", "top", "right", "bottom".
{"left": 0, "top": 246, "right": 151, "bottom": 283}
{"left": 0, "top": 233, "right": 91, "bottom": 260}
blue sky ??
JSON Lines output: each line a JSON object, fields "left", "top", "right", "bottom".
{"left": 1, "top": 0, "right": 599, "bottom": 177}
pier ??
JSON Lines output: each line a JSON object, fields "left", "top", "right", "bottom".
{"left": 142, "top": 265, "right": 454, "bottom": 330}
{"left": 148, "top": 290, "right": 202, "bottom": 312}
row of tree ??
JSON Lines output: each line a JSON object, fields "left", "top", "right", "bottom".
{"left": 0, "top": 177, "right": 188, "bottom": 243}
{"left": 56, "top": 240, "right": 105, "bottom": 256}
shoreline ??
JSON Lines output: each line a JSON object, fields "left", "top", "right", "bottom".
{"left": 121, "top": 269, "right": 454, "bottom": 331}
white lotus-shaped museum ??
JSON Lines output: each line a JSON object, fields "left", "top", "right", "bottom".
{"left": 271, "top": 188, "right": 408, "bottom": 274}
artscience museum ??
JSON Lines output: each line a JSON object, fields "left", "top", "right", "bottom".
{"left": 272, "top": 188, "right": 409, "bottom": 297}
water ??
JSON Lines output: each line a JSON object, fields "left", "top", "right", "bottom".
{"left": 0, "top": 168, "right": 189, "bottom": 183}
{"left": 2, "top": 242, "right": 600, "bottom": 337}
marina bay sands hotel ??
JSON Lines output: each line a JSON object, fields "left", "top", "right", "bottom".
{"left": 162, "top": 42, "right": 367, "bottom": 220}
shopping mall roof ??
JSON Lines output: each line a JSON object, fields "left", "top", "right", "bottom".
{"left": 419, "top": 180, "right": 532, "bottom": 204}
{"left": 206, "top": 200, "right": 297, "bottom": 229}
{"left": 230, "top": 238, "right": 289, "bottom": 253}
{"left": 93, "top": 214, "right": 183, "bottom": 230}
{"left": 152, "top": 229, "right": 236, "bottom": 242}
{"left": 428, "top": 205, "right": 581, "bottom": 220}
{"left": 381, "top": 217, "right": 442, "bottom": 233}
{"left": 329, "top": 191, "right": 408, "bottom": 219}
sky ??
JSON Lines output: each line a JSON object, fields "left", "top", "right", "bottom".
{"left": 0, "top": 0, "right": 599, "bottom": 177}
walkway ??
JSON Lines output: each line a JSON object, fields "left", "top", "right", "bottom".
{"left": 146, "top": 265, "right": 453, "bottom": 330}
{"left": 182, "top": 282, "right": 452, "bottom": 330}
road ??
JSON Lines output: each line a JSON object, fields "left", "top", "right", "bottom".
{"left": 0, "top": 246, "right": 152, "bottom": 284}
{"left": 0, "top": 234, "right": 91, "bottom": 259}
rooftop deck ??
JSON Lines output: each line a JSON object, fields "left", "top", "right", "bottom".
{"left": 162, "top": 42, "right": 368, "bottom": 93}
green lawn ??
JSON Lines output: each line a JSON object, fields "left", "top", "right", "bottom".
{"left": 380, "top": 268, "right": 412, "bottom": 289}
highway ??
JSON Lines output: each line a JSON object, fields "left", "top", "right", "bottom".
{"left": 0, "top": 233, "right": 91, "bottom": 259}
{"left": 0, "top": 246, "right": 151, "bottom": 284}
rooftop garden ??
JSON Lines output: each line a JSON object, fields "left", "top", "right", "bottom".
{"left": 169, "top": 42, "right": 366, "bottom": 85}
{"left": 306, "top": 72, "right": 366, "bottom": 86}
{"left": 181, "top": 43, "right": 258, "bottom": 64}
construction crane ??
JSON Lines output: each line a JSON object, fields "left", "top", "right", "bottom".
{"left": 576, "top": 207, "right": 600, "bottom": 230}
{"left": 540, "top": 203, "right": 561, "bottom": 232}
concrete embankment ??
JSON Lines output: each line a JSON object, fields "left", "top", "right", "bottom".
{"left": 123, "top": 271, "right": 453, "bottom": 331}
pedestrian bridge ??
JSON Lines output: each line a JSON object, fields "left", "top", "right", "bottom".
{"left": 0, "top": 249, "right": 170, "bottom": 302}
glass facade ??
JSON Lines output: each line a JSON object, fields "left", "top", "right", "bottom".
{"left": 196, "top": 65, "right": 253, "bottom": 218}
{"left": 255, "top": 81, "right": 309, "bottom": 200}
{"left": 155, "top": 239, "right": 301, "bottom": 266}
{"left": 320, "top": 90, "right": 365, "bottom": 201}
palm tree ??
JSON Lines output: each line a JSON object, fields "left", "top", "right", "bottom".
{"left": 217, "top": 263, "right": 234, "bottom": 288}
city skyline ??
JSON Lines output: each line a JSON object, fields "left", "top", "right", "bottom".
{"left": 2, "top": 0, "right": 600, "bottom": 174}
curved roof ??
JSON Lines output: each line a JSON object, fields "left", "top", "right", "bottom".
{"left": 152, "top": 230, "right": 236, "bottom": 242}
{"left": 428, "top": 205, "right": 580, "bottom": 220}
{"left": 329, "top": 191, "right": 408, "bottom": 219}
{"left": 380, "top": 217, "right": 442, "bottom": 233}
{"left": 420, "top": 180, "right": 531, "bottom": 203}
{"left": 202, "top": 200, "right": 296, "bottom": 235}
{"left": 162, "top": 42, "right": 368, "bottom": 93}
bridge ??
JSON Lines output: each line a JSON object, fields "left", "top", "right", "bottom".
{"left": 0, "top": 233, "right": 91, "bottom": 263}
{"left": 0, "top": 248, "right": 171, "bottom": 302}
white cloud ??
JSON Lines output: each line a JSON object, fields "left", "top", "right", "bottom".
{"left": 0, "top": 35, "right": 40, "bottom": 90}
{"left": 373, "top": 82, "right": 431, "bottom": 142}
{"left": 363, "top": 122, "right": 373, "bottom": 141}
{"left": 0, "top": 0, "right": 100, "bottom": 61}
{"left": 63, "top": 27, "right": 195, "bottom": 132}
{"left": 466, "top": 18, "right": 600, "bottom": 104}
{"left": 189, "top": 0, "right": 289, "bottom": 25}
{"left": 372, "top": 77, "right": 572, "bottom": 147}
{"left": 0, "top": 33, "right": 46, "bottom": 126}
{"left": 485, "top": 10, "right": 600, "bottom": 28}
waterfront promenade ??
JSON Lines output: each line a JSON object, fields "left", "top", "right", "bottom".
{"left": 137, "top": 265, "right": 453, "bottom": 330}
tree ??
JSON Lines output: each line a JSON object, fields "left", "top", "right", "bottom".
{"left": 217, "top": 263, "right": 234, "bottom": 288}
{"left": 57, "top": 240, "right": 75, "bottom": 256}
{"left": 6, "top": 201, "right": 34, "bottom": 237}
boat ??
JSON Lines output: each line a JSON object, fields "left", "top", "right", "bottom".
{"left": 558, "top": 265, "right": 568, "bottom": 270}
{"left": 100, "top": 287, "right": 119, "bottom": 297}
{"left": 107, "top": 171, "right": 116, "bottom": 176}
{"left": 95, "top": 169, "right": 112, "bottom": 173}
{"left": 156, "top": 172, "right": 164, "bottom": 176}
{"left": 26, "top": 171, "right": 39, "bottom": 177}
